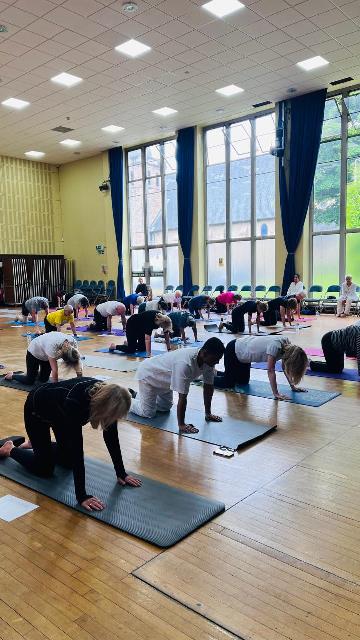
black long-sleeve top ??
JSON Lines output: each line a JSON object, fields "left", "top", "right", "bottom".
{"left": 135, "top": 283, "right": 148, "bottom": 296}
{"left": 30, "top": 377, "right": 126, "bottom": 503}
{"left": 331, "top": 323, "right": 360, "bottom": 374}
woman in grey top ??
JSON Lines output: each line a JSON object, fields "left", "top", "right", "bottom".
{"left": 18, "top": 297, "right": 49, "bottom": 324}
{"left": 310, "top": 321, "right": 360, "bottom": 375}
{"left": 65, "top": 294, "right": 89, "bottom": 319}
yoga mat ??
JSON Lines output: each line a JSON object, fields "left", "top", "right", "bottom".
{"left": 304, "top": 347, "right": 324, "bottom": 356}
{"left": 252, "top": 361, "right": 359, "bottom": 381}
{"left": 21, "top": 333, "right": 92, "bottom": 342}
{"left": 0, "top": 378, "right": 40, "bottom": 392}
{"left": 128, "top": 407, "right": 276, "bottom": 449}
{"left": 9, "top": 321, "right": 44, "bottom": 327}
{"left": 94, "top": 348, "right": 165, "bottom": 357}
{"left": 0, "top": 456, "right": 224, "bottom": 547}
{"left": 72, "top": 325, "right": 125, "bottom": 336}
{"left": 82, "top": 355, "right": 140, "bottom": 372}
{"left": 204, "top": 324, "right": 282, "bottom": 335}
{"left": 212, "top": 379, "right": 340, "bottom": 406}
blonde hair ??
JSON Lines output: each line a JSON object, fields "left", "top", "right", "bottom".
{"left": 287, "top": 298, "right": 297, "bottom": 311}
{"left": 57, "top": 341, "right": 81, "bottom": 371}
{"left": 257, "top": 301, "right": 268, "bottom": 313}
{"left": 89, "top": 383, "right": 131, "bottom": 430}
{"left": 136, "top": 296, "right": 144, "bottom": 305}
{"left": 155, "top": 313, "right": 172, "bottom": 332}
{"left": 282, "top": 344, "right": 308, "bottom": 385}
{"left": 64, "top": 304, "right": 73, "bottom": 315}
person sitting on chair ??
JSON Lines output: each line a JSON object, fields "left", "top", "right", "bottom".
{"left": 65, "top": 293, "right": 89, "bottom": 319}
{"left": 129, "top": 337, "right": 224, "bottom": 433}
{"left": 310, "top": 321, "right": 360, "bottom": 375}
{"left": 220, "top": 300, "right": 268, "bottom": 334}
{"left": 89, "top": 301, "right": 126, "bottom": 333}
{"left": 336, "top": 275, "right": 358, "bottom": 317}
{"left": 44, "top": 305, "right": 77, "bottom": 337}
{"left": 261, "top": 297, "right": 297, "bottom": 327}
{"left": 0, "top": 378, "right": 141, "bottom": 512}
{"left": 214, "top": 335, "right": 308, "bottom": 400}
{"left": 286, "top": 274, "right": 307, "bottom": 319}
{"left": 109, "top": 311, "right": 172, "bottom": 357}
{"left": 17, "top": 296, "right": 49, "bottom": 325}
{"left": 5, "top": 332, "right": 82, "bottom": 386}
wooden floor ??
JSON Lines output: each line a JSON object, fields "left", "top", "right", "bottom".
{"left": 1, "top": 309, "right": 360, "bottom": 640}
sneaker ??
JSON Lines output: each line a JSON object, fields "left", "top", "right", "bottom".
{"left": 128, "top": 388, "right": 137, "bottom": 399}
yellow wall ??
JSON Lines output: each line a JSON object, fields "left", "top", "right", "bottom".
{"left": 0, "top": 155, "right": 62, "bottom": 254}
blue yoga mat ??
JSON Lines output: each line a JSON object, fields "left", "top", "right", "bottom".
{"left": 10, "top": 321, "right": 44, "bottom": 327}
{"left": 252, "top": 361, "right": 359, "bottom": 381}
{"left": 21, "top": 333, "right": 92, "bottom": 342}
{"left": 95, "top": 348, "right": 166, "bottom": 357}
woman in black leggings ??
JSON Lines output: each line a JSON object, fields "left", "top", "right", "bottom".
{"left": 310, "top": 322, "right": 360, "bottom": 374}
{"left": 109, "top": 310, "right": 172, "bottom": 357}
{"left": 0, "top": 377, "right": 141, "bottom": 511}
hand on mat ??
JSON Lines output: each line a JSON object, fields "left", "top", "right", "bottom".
{"left": 205, "top": 413, "right": 222, "bottom": 423}
{"left": 291, "top": 386, "right": 308, "bottom": 393}
{"left": 179, "top": 423, "right": 199, "bottom": 434}
{"left": 118, "top": 475, "right": 142, "bottom": 487}
{"left": 81, "top": 496, "right": 105, "bottom": 511}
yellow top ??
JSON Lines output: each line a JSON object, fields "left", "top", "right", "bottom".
{"left": 47, "top": 309, "right": 74, "bottom": 326}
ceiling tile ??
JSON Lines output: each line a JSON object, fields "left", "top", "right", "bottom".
{"left": 137, "top": 29, "right": 170, "bottom": 46}
{"left": 297, "top": 28, "right": 332, "bottom": 45}
{"left": 216, "top": 30, "right": 250, "bottom": 47}
{"left": 180, "top": 8, "right": 216, "bottom": 28}
{"left": 14, "top": 0, "right": 57, "bottom": 17}
{"left": 156, "top": 39, "right": 188, "bottom": 55}
{"left": 112, "top": 20, "right": 150, "bottom": 37}
{"left": 252, "top": 0, "right": 289, "bottom": 18}
{"left": 296, "top": 0, "right": 334, "bottom": 18}
{"left": 60, "top": 48, "right": 93, "bottom": 64}
{"left": 242, "top": 19, "right": 277, "bottom": 37}
{"left": 174, "top": 48, "right": 206, "bottom": 64}
{"left": 0, "top": 39, "right": 30, "bottom": 55}
{"left": 341, "top": 1, "right": 360, "bottom": 19}
{"left": 36, "top": 40, "right": 72, "bottom": 56}
{"left": 272, "top": 38, "right": 304, "bottom": 54}
{"left": 250, "top": 48, "right": 281, "bottom": 63}
{"left": 157, "top": 19, "right": 192, "bottom": 37}
{"left": 135, "top": 8, "right": 172, "bottom": 28}
{"left": 89, "top": 7, "right": 128, "bottom": 27}
{"left": 156, "top": 0, "right": 194, "bottom": 17}
{"left": 259, "top": 29, "right": 290, "bottom": 46}
{"left": 283, "top": 18, "right": 318, "bottom": 36}
{"left": 223, "top": 7, "right": 262, "bottom": 27}
{"left": 0, "top": 5, "right": 36, "bottom": 26}
{"left": 62, "top": 0, "right": 104, "bottom": 17}
{"left": 54, "top": 30, "right": 89, "bottom": 47}
{"left": 45, "top": 6, "right": 108, "bottom": 37}
{"left": 268, "top": 7, "right": 304, "bottom": 27}
{"left": 176, "top": 29, "right": 210, "bottom": 47}
{"left": 325, "top": 20, "right": 359, "bottom": 37}
{"left": 197, "top": 20, "right": 236, "bottom": 37}
{"left": 27, "top": 18, "right": 65, "bottom": 37}
{"left": 311, "top": 8, "right": 348, "bottom": 27}
{"left": 338, "top": 30, "right": 360, "bottom": 45}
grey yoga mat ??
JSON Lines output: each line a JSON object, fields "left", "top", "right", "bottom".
{"left": 0, "top": 455, "right": 225, "bottom": 547}
{"left": 82, "top": 355, "right": 140, "bottom": 372}
{"left": 128, "top": 407, "right": 276, "bottom": 449}
{"left": 0, "top": 376, "right": 40, "bottom": 392}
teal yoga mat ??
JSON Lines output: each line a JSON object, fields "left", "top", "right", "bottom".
{"left": 95, "top": 348, "right": 165, "bottom": 357}
{"left": 82, "top": 355, "right": 140, "bottom": 372}
{"left": 209, "top": 378, "right": 340, "bottom": 406}
{"left": 0, "top": 455, "right": 225, "bottom": 547}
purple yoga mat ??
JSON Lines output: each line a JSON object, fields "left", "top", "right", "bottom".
{"left": 69, "top": 325, "right": 125, "bottom": 336}
{"left": 251, "top": 361, "right": 359, "bottom": 381}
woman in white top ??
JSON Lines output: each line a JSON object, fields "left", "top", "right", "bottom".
{"left": 214, "top": 335, "right": 308, "bottom": 400}
{"left": 162, "top": 290, "right": 182, "bottom": 311}
{"left": 337, "top": 275, "right": 358, "bottom": 317}
{"left": 65, "top": 294, "right": 89, "bottom": 319}
{"left": 286, "top": 274, "right": 306, "bottom": 319}
{"left": 5, "top": 333, "right": 82, "bottom": 386}
{"left": 90, "top": 301, "right": 126, "bottom": 332}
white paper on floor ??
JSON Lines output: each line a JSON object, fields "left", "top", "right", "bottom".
{"left": 0, "top": 494, "right": 38, "bottom": 521}
{"left": 93, "top": 374, "right": 113, "bottom": 381}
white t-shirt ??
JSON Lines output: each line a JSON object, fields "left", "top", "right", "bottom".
{"left": 287, "top": 281, "right": 306, "bottom": 296}
{"left": 67, "top": 293, "right": 87, "bottom": 307}
{"left": 96, "top": 301, "right": 123, "bottom": 317}
{"left": 341, "top": 282, "right": 358, "bottom": 299}
{"left": 235, "top": 336, "right": 290, "bottom": 363}
{"left": 136, "top": 347, "right": 214, "bottom": 394}
{"left": 28, "top": 333, "right": 77, "bottom": 361}
{"left": 146, "top": 299, "right": 161, "bottom": 311}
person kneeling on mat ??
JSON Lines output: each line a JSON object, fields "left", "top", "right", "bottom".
{"left": 129, "top": 337, "right": 224, "bottom": 433}
{"left": 220, "top": 300, "right": 268, "bottom": 334}
{"left": 110, "top": 311, "right": 172, "bottom": 357}
{"left": 17, "top": 296, "right": 49, "bottom": 325}
{"left": 310, "top": 320, "right": 360, "bottom": 375}
{"left": 0, "top": 378, "right": 141, "bottom": 511}
{"left": 213, "top": 291, "right": 242, "bottom": 315}
{"left": 65, "top": 293, "right": 89, "bottom": 319}
{"left": 214, "top": 335, "right": 308, "bottom": 401}
{"left": 89, "top": 301, "right": 126, "bottom": 333}
{"left": 45, "top": 305, "right": 77, "bottom": 337}
{"left": 122, "top": 293, "right": 144, "bottom": 315}
{"left": 261, "top": 296, "right": 297, "bottom": 327}
{"left": 5, "top": 332, "right": 82, "bottom": 385}
{"left": 168, "top": 310, "right": 198, "bottom": 342}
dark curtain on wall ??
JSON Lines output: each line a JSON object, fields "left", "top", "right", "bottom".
{"left": 280, "top": 89, "right": 327, "bottom": 293}
{"left": 108, "top": 147, "right": 125, "bottom": 299}
{"left": 176, "top": 126, "right": 195, "bottom": 293}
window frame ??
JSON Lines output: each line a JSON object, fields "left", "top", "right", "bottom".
{"left": 204, "top": 109, "right": 276, "bottom": 290}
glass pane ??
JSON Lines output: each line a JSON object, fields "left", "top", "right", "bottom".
{"left": 256, "top": 115, "right": 275, "bottom": 236}
{"left": 346, "top": 91, "right": 360, "bottom": 137}
{"left": 128, "top": 181, "right": 145, "bottom": 247}
{"left": 165, "top": 172, "right": 178, "bottom": 243}
{"left": 128, "top": 148, "right": 142, "bottom": 182}
{"left": 346, "top": 234, "right": 360, "bottom": 284}
{"left": 149, "top": 248, "right": 163, "bottom": 295}
{"left": 313, "top": 139, "right": 341, "bottom": 232}
{"left": 346, "top": 137, "right": 360, "bottom": 229}
{"left": 146, "top": 177, "right": 162, "bottom": 245}
{"left": 150, "top": 276, "right": 164, "bottom": 296}
{"left": 166, "top": 245, "right": 179, "bottom": 288}
{"left": 230, "top": 121, "right": 251, "bottom": 238}
{"left": 207, "top": 243, "right": 226, "bottom": 287}
{"left": 321, "top": 97, "right": 341, "bottom": 139}
{"left": 256, "top": 238, "right": 275, "bottom": 289}
{"left": 146, "top": 144, "right": 161, "bottom": 177}
{"left": 231, "top": 240, "right": 251, "bottom": 287}
{"left": 131, "top": 249, "right": 145, "bottom": 291}
{"left": 312, "top": 234, "right": 339, "bottom": 290}
{"left": 207, "top": 163, "right": 226, "bottom": 240}
{"left": 206, "top": 127, "right": 225, "bottom": 165}
{"left": 255, "top": 114, "right": 275, "bottom": 155}
{"left": 164, "top": 140, "right": 176, "bottom": 174}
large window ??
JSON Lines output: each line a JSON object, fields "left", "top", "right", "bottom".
{"left": 311, "top": 90, "right": 360, "bottom": 289}
{"left": 205, "top": 113, "right": 275, "bottom": 290}
{"left": 127, "top": 140, "right": 179, "bottom": 295}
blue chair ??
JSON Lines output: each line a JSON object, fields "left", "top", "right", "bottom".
{"left": 240, "top": 285, "right": 252, "bottom": 299}
{"left": 201, "top": 285, "right": 213, "bottom": 295}
{"left": 264, "top": 285, "right": 281, "bottom": 300}
{"left": 175, "top": 285, "right": 183, "bottom": 292}
{"left": 302, "top": 285, "right": 323, "bottom": 312}
{"left": 255, "top": 285, "right": 266, "bottom": 299}
{"left": 164, "top": 285, "right": 174, "bottom": 293}
{"left": 321, "top": 285, "right": 341, "bottom": 314}
{"left": 213, "top": 285, "right": 225, "bottom": 295}
{"left": 227, "top": 285, "right": 238, "bottom": 292}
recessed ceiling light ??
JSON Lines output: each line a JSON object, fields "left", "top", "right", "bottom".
{"left": 216, "top": 84, "right": 244, "bottom": 97}
{"left": 0, "top": 25, "right": 8, "bottom": 33}
{"left": 59, "top": 139, "right": 81, "bottom": 147}
{"left": 202, "top": 0, "right": 244, "bottom": 19}
{"left": 297, "top": 56, "right": 329, "bottom": 71}
{"left": 115, "top": 39, "right": 151, "bottom": 58}
{"left": 51, "top": 72, "right": 83, "bottom": 87}
{"left": 152, "top": 107, "right": 178, "bottom": 116}
{"left": 122, "top": 1, "right": 138, "bottom": 13}
{"left": 101, "top": 125, "right": 125, "bottom": 133}
{"left": 25, "top": 151, "right": 45, "bottom": 159}
{"left": 1, "top": 97, "right": 30, "bottom": 110}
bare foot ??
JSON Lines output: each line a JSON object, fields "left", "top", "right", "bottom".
{"left": 19, "top": 440, "right": 32, "bottom": 449}
{"left": 0, "top": 441, "right": 14, "bottom": 457}
{"left": 4, "top": 372, "right": 13, "bottom": 380}
{"left": 109, "top": 343, "right": 116, "bottom": 352}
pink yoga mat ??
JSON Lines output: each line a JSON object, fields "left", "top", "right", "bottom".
{"left": 304, "top": 348, "right": 324, "bottom": 357}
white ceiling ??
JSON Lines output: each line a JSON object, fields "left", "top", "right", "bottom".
{"left": 0, "top": 0, "right": 359, "bottom": 164}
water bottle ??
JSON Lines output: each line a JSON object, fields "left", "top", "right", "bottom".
{"left": 295, "top": 322, "right": 300, "bottom": 335}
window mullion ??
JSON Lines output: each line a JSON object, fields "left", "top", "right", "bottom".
{"left": 225, "top": 125, "right": 231, "bottom": 288}
{"left": 160, "top": 143, "right": 166, "bottom": 288}
{"left": 250, "top": 119, "right": 256, "bottom": 292}
{"left": 339, "top": 95, "right": 348, "bottom": 281}
{"left": 142, "top": 147, "right": 149, "bottom": 282}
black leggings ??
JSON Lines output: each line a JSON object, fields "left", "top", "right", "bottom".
{"left": 223, "top": 307, "right": 246, "bottom": 333}
{"left": 262, "top": 308, "right": 278, "bottom": 326}
{"left": 214, "top": 340, "right": 251, "bottom": 388}
{"left": 116, "top": 327, "right": 146, "bottom": 353}
{"left": 9, "top": 394, "right": 72, "bottom": 477}
{"left": 12, "top": 352, "right": 51, "bottom": 385}
{"left": 309, "top": 331, "right": 344, "bottom": 373}
{"left": 44, "top": 317, "right": 57, "bottom": 333}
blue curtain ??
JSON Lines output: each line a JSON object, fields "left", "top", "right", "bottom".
{"left": 176, "top": 126, "right": 195, "bottom": 293}
{"left": 280, "top": 89, "right": 327, "bottom": 293}
{"left": 108, "top": 147, "right": 125, "bottom": 299}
